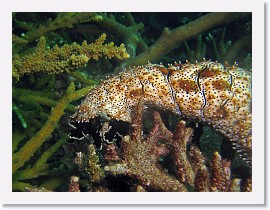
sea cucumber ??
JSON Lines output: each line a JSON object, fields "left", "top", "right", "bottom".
{"left": 71, "top": 61, "right": 252, "bottom": 164}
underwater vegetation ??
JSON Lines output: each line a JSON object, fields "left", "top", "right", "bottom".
{"left": 12, "top": 12, "right": 252, "bottom": 192}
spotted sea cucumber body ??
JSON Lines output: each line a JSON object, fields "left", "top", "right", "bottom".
{"left": 71, "top": 61, "right": 252, "bottom": 164}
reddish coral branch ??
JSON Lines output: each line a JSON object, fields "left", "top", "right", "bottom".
{"left": 189, "top": 145, "right": 210, "bottom": 192}
{"left": 211, "top": 151, "right": 231, "bottom": 192}
{"left": 104, "top": 104, "right": 186, "bottom": 191}
{"left": 103, "top": 104, "right": 252, "bottom": 192}
{"left": 68, "top": 176, "right": 80, "bottom": 192}
{"left": 170, "top": 120, "right": 195, "bottom": 185}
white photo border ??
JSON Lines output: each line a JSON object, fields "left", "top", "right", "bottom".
{"left": 0, "top": 0, "right": 265, "bottom": 205}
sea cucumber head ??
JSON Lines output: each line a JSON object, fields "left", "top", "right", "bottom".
{"left": 71, "top": 75, "right": 131, "bottom": 123}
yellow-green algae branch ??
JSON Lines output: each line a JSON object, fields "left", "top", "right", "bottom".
{"left": 12, "top": 82, "right": 94, "bottom": 173}
{"left": 13, "top": 135, "right": 68, "bottom": 181}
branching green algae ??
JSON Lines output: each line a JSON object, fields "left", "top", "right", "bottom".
{"left": 12, "top": 83, "right": 95, "bottom": 190}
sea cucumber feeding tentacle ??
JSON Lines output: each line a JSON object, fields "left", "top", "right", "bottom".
{"left": 71, "top": 61, "right": 252, "bottom": 164}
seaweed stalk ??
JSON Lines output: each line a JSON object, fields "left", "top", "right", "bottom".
{"left": 12, "top": 82, "right": 94, "bottom": 173}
